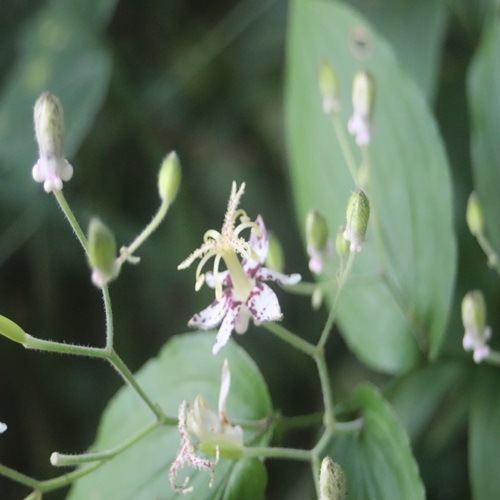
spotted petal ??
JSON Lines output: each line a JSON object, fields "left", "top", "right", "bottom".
{"left": 255, "top": 267, "right": 301, "bottom": 286}
{"left": 246, "top": 282, "right": 283, "bottom": 324}
{"left": 188, "top": 292, "right": 230, "bottom": 330}
{"left": 212, "top": 303, "right": 242, "bottom": 355}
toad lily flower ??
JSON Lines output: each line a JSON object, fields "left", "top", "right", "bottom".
{"left": 462, "top": 290, "right": 492, "bottom": 363}
{"left": 178, "top": 182, "right": 301, "bottom": 354}
{"left": 169, "top": 359, "right": 243, "bottom": 493}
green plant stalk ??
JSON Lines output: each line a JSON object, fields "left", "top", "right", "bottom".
{"left": 485, "top": 349, "right": 500, "bottom": 366}
{"left": 476, "top": 231, "right": 500, "bottom": 276}
{"left": 51, "top": 420, "right": 162, "bottom": 467}
{"left": 317, "top": 250, "right": 356, "bottom": 350}
{"left": 24, "top": 335, "right": 168, "bottom": 421}
{"left": 53, "top": 191, "right": 89, "bottom": 254}
{"left": 263, "top": 322, "right": 317, "bottom": 357}
{"left": 331, "top": 113, "right": 359, "bottom": 186}
{"left": 244, "top": 446, "right": 311, "bottom": 462}
{"left": 117, "top": 199, "right": 169, "bottom": 266}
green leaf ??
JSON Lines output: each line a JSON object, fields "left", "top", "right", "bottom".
{"left": 0, "top": 0, "right": 113, "bottom": 202}
{"left": 286, "top": 0, "right": 456, "bottom": 373}
{"left": 468, "top": 17, "right": 500, "bottom": 254}
{"left": 328, "top": 383, "right": 425, "bottom": 499}
{"left": 347, "top": 0, "right": 448, "bottom": 100}
{"left": 222, "top": 458, "right": 267, "bottom": 500}
{"left": 69, "top": 333, "right": 272, "bottom": 499}
{"left": 469, "top": 367, "right": 500, "bottom": 500}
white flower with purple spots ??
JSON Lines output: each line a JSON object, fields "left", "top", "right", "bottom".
{"left": 169, "top": 359, "right": 243, "bottom": 493}
{"left": 178, "top": 182, "right": 301, "bottom": 354}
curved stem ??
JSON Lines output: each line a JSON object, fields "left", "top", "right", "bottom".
{"left": 117, "top": 200, "right": 169, "bottom": 266}
{"left": 331, "top": 114, "right": 359, "bottom": 186}
{"left": 262, "top": 322, "right": 317, "bottom": 357}
{"left": 244, "top": 446, "right": 311, "bottom": 462}
{"left": 51, "top": 420, "right": 163, "bottom": 467}
{"left": 53, "top": 191, "right": 89, "bottom": 254}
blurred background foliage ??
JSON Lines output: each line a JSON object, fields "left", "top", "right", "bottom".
{"left": 0, "top": 0, "right": 498, "bottom": 498}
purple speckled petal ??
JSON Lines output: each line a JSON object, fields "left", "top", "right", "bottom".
{"left": 255, "top": 266, "right": 301, "bottom": 286}
{"left": 246, "top": 283, "right": 282, "bottom": 324}
{"left": 212, "top": 303, "right": 242, "bottom": 354}
{"left": 188, "top": 291, "right": 230, "bottom": 330}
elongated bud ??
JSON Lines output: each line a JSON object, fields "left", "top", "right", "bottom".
{"left": 462, "top": 290, "right": 492, "bottom": 363}
{"left": 466, "top": 192, "right": 484, "bottom": 237}
{"left": 158, "top": 151, "right": 181, "bottom": 204}
{"left": 348, "top": 71, "right": 375, "bottom": 146}
{"left": 0, "top": 314, "right": 27, "bottom": 346}
{"left": 307, "top": 210, "right": 331, "bottom": 274}
{"left": 87, "top": 218, "right": 119, "bottom": 288}
{"left": 32, "top": 92, "right": 73, "bottom": 192}
{"left": 335, "top": 226, "right": 349, "bottom": 257}
{"left": 319, "top": 456, "right": 346, "bottom": 500}
{"left": 307, "top": 210, "right": 329, "bottom": 253}
{"left": 352, "top": 72, "right": 375, "bottom": 120}
{"left": 319, "top": 61, "right": 340, "bottom": 114}
{"left": 462, "top": 290, "right": 486, "bottom": 337}
{"left": 344, "top": 190, "right": 370, "bottom": 252}
{"left": 266, "top": 233, "right": 285, "bottom": 273}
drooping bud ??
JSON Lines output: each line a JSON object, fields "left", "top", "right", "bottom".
{"left": 266, "top": 233, "right": 285, "bottom": 273}
{"left": 87, "top": 218, "right": 119, "bottom": 288}
{"left": 319, "top": 61, "right": 340, "bottom": 114}
{"left": 319, "top": 456, "right": 346, "bottom": 500}
{"left": 0, "top": 314, "right": 27, "bottom": 346}
{"left": 306, "top": 210, "right": 332, "bottom": 274}
{"left": 466, "top": 192, "right": 484, "bottom": 237}
{"left": 32, "top": 92, "right": 73, "bottom": 192}
{"left": 158, "top": 151, "right": 181, "bottom": 204}
{"left": 347, "top": 71, "right": 375, "bottom": 146}
{"left": 344, "top": 190, "right": 370, "bottom": 252}
{"left": 462, "top": 290, "right": 491, "bottom": 363}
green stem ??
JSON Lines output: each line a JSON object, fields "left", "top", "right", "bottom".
{"left": 102, "top": 286, "right": 114, "bottom": 349}
{"left": 51, "top": 420, "right": 162, "bottom": 467}
{"left": 0, "top": 463, "right": 38, "bottom": 489}
{"left": 117, "top": 200, "right": 169, "bottom": 266}
{"left": 244, "top": 446, "right": 311, "bottom": 462}
{"left": 331, "top": 113, "right": 359, "bottom": 186}
{"left": 314, "top": 353, "right": 335, "bottom": 430}
{"left": 53, "top": 191, "right": 89, "bottom": 254}
{"left": 317, "top": 251, "right": 356, "bottom": 350}
{"left": 263, "top": 322, "right": 317, "bottom": 357}
{"left": 107, "top": 350, "right": 168, "bottom": 421}
{"left": 24, "top": 334, "right": 107, "bottom": 358}
{"left": 485, "top": 349, "right": 500, "bottom": 366}
{"left": 476, "top": 231, "right": 500, "bottom": 277}
{"left": 37, "top": 462, "right": 104, "bottom": 492}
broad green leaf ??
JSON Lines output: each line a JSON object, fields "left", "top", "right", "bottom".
{"left": 0, "top": 0, "right": 113, "bottom": 203}
{"left": 468, "top": 18, "right": 500, "bottom": 254}
{"left": 222, "top": 458, "right": 267, "bottom": 500}
{"left": 347, "top": 0, "right": 448, "bottom": 100}
{"left": 286, "top": 0, "right": 456, "bottom": 373}
{"left": 388, "top": 361, "right": 464, "bottom": 442}
{"left": 328, "top": 383, "right": 425, "bottom": 499}
{"left": 69, "top": 333, "right": 272, "bottom": 499}
{"left": 469, "top": 367, "right": 500, "bottom": 500}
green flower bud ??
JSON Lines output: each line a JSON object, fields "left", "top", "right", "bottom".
{"left": 0, "top": 314, "right": 27, "bottom": 346}
{"left": 158, "top": 151, "right": 181, "bottom": 204}
{"left": 265, "top": 232, "right": 285, "bottom": 273}
{"left": 462, "top": 290, "right": 492, "bottom": 363}
{"left": 32, "top": 92, "right": 73, "bottom": 192}
{"left": 344, "top": 189, "right": 370, "bottom": 252}
{"left": 307, "top": 210, "right": 329, "bottom": 253}
{"left": 319, "top": 61, "right": 340, "bottom": 114}
{"left": 352, "top": 71, "right": 375, "bottom": 121}
{"left": 319, "top": 456, "right": 346, "bottom": 500}
{"left": 87, "top": 218, "right": 118, "bottom": 288}
{"left": 34, "top": 92, "right": 65, "bottom": 161}
{"left": 466, "top": 192, "right": 484, "bottom": 237}
{"left": 335, "top": 226, "right": 349, "bottom": 257}
{"left": 462, "top": 290, "right": 487, "bottom": 337}
{"left": 348, "top": 72, "right": 375, "bottom": 146}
